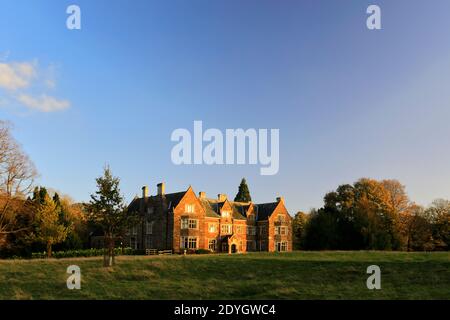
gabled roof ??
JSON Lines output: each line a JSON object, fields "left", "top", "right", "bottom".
{"left": 128, "top": 191, "right": 187, "bottom": 213}
{"left": 200, "top": 198, "right": 247, "bottom": 220}
{"left": 128, "top": 197, "right": 142, "bottom": 212}
{"left": 164, "top": 191, "right": 187, "bottom": 210}
{"left": 128, "top": 186, "right": 285, "bottom": 221}
{"left": 198, "top": 198, "right": 221, "bottom": 218}
{"left": 255, "top": 202, "right": 279, "bottom": 221}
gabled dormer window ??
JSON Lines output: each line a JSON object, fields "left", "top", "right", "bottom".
{"left": 222, "top": 210, "right": 230, "bottom": 218}
{"left": 186, "top": 204, "right": 194, "bottom": 213}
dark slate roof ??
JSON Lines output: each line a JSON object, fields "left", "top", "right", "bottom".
{"left": 128, "top": 191, "right": 187, "bottom": 212}
{"left": 229, "top": 202, "right": 250, "bottom": 220}
{"left": 230, "top": 204, "right": 247, "bottom": 220}
{"left": 201, "top": 198, "right": 246, "bottom": 220}
{"left": 199, "top": 198, "right": 221, "bottom": 218}
{"left": 128, "top": 189, "right": 281, "bottom": 221}
{"left": 231, "top": 202, "right": 251, "bottom": 217}
{"left": 164, "top": 191, "right": 186, "bottom": 209}
{"left": 128, "top": 197, "right": 142, "bottom": 212}
{"left": 255, "top": 202, "right": 279, "bottom": 221}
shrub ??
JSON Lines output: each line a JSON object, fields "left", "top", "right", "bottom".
{"left": 195, "top": 249, "right": 211, "bottom": 254}
{"left": 30, "top": 247, "right": 144, "bottom": 259}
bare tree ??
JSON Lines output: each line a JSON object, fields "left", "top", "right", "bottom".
{"left": 0, "top": 121, "right": 37, "bottom": 242}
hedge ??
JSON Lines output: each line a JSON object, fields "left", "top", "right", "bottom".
{"left": 31, "top": 248, "right": 145, "bottom": 259}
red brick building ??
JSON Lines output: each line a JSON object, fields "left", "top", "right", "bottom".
{"left": 126, "top": 183, "right": 292, "bottom": 253}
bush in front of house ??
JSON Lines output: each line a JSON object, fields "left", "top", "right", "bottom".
{"left": 195, "top": 249, "right": 212, "bottom": 254}
{"left": 31, "top": 247, "right": 145, "bottom": 259}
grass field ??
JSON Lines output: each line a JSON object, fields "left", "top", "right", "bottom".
{"left": 0, "top": 251, "right": 448, "bottom": 300}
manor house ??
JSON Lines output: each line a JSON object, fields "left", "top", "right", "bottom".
{"left": 126, "top": 183, "right": 292, "bottom": 254}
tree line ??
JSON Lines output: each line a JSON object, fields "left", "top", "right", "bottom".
{"left": 293, "top": 178, "right": 449, "bottom": 251}
{"left": 1, "top": 120, "right": 448, "bottom": 261}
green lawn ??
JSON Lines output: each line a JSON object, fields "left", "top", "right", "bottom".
{"left": 0, "top": 251, "right": 448, "bottom": 300}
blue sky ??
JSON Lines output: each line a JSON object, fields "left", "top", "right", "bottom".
{"left": 1, "top": 0, "right": 450, "bottom": 213}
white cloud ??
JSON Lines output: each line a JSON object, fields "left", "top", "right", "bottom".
{"left": 16, "top": 94, "right": 70, "bottom": 112}
{"left": 0, "top": 59, "right": 70, "bottom": 113}
{"left": 0, "top": 62, "right": 36, "bottom": 90}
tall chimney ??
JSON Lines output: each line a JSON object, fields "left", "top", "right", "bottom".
{"left": 142, "top": 186, "right": 149, "bottom": 198}
{"left": 199, "top": 191, "right": 206, "bottom": 199}
{"left": 218, "top": 194, "right": 227, "bottom": 202}
{"left": 157, "top": 182, "right": 165, "bottom": 196}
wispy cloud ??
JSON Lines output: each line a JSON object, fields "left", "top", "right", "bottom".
{"left": 16, "top": 94, "right": 70, "bottom": 112}
{"left": 0, "top": 61, "right": 36, "bottom": 90}
{"left": 0, "top": 59, "right": 70, "bottom": 113}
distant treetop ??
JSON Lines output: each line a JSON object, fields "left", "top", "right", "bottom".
{"left": 234, "top": 178, "right": 252, "bottom": 203}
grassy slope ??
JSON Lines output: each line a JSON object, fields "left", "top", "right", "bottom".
{"left": 0, "top": 251, "right": 448, "bottom": 300}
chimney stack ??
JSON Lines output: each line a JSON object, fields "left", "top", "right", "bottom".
{"left": 157, "top": 182, "right": 165, "bottom": 196}
{"left": 199, "top": 191, "right": 206, "bottom": 199}
{"left": 276, "top": 196, "right": 285, "bottom": 203}
{"left": 142, "top": 186, "right": 149, "bottom": 198}
{"left": 218, "top": 194, "right": 227, "bottom": 202}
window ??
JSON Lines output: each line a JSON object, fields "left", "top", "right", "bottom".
{"left": 248, "top": 214, "right": 255, "bottom": 222}
{"left": 188, "top": 219, "right": 198, "bottom": 229}
{"left": 208, "top": 223, "right": 218, "bottom": 233}
{"left": 222, "top": 242, "right": 228, "bottom": 252}
{"left": 247, "top": 226, "right": 256, "bottom": 235}
{"left": 188, "top": 238, "right": 197, "bottom": 249}
{"left": 130, "top": 237, "right": 137, "bottom": 249}
{"left": 275, "top": 226, "right": 288, "bottom": 235}
{"left": 181, "top": 218, "right": 197, "bottom": 229}
{"left": 208, "top": 239, "right": 216, "bottom": 251}
{"left": 235, "top": 225, "right": 244, "bottom": 234}
{"left": 246, "top": 240, "right": 256, "bottom": 251}
{"left": 277, "top": 214, "right": 285, "bottom": 223}
{"left": 145, "top": 236, "right": 152, "bottom": 248}
{"left": 146, "top": 221, "right": 153, "bottom": 235}
{"left": 181, "top": 236, "right": 197, "bottom": 249}
{"left": 181, "top": 218, "right": 189, "bottom": 229}
{"left": 259, "top": 240, "right": 267, "bottom": 251}
{"left": 131, "top": 226, "right": 137, "bottom": 235}
{"left": 186, "top": 204, "right": 194, "bottom": 213}
{"left": 222, "top": 210, "right": 230, "bottom": 218}
{"left": 276, "top": 241, "right": 288, "bottom": 252}
{"left": 259, "top": 225, "right": 267, "bottom": 235}
{"left": 221, "top": 224, "right": 232, "bottom": 234}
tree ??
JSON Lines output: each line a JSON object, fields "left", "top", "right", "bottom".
{"left": 86, "top": 166, "right": 136, "bottom": 267}
{"left": 292, "top": 211, "right": 308, "bottom": 249}
{"left": 353, "top": 178, "right": 402, "bottom": 250}
{"left": 54, "top": 197, "right": 88, "bottom": 251}
{"left": 426, "top": 199, "right": 450, "bottom": 250}
{"left": 0, "top": 121, "right": 37, "bottom": 246}
{"left": 402, "top": 204, "right": 433, "bottom": 251}
{"left": 303, "top": 208, "right": 339, "bottom": 250}
{"left": 305, "top": 178, "right": 408, "bottom": 251}
{"left": 234, "top": 178, "right": 252, "bottom": 202}
{"left": 33, "top": 188, "right": 69, "bottom": 258}
{"left": 0, "top": 121, "right": 37, "bottom": 196}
